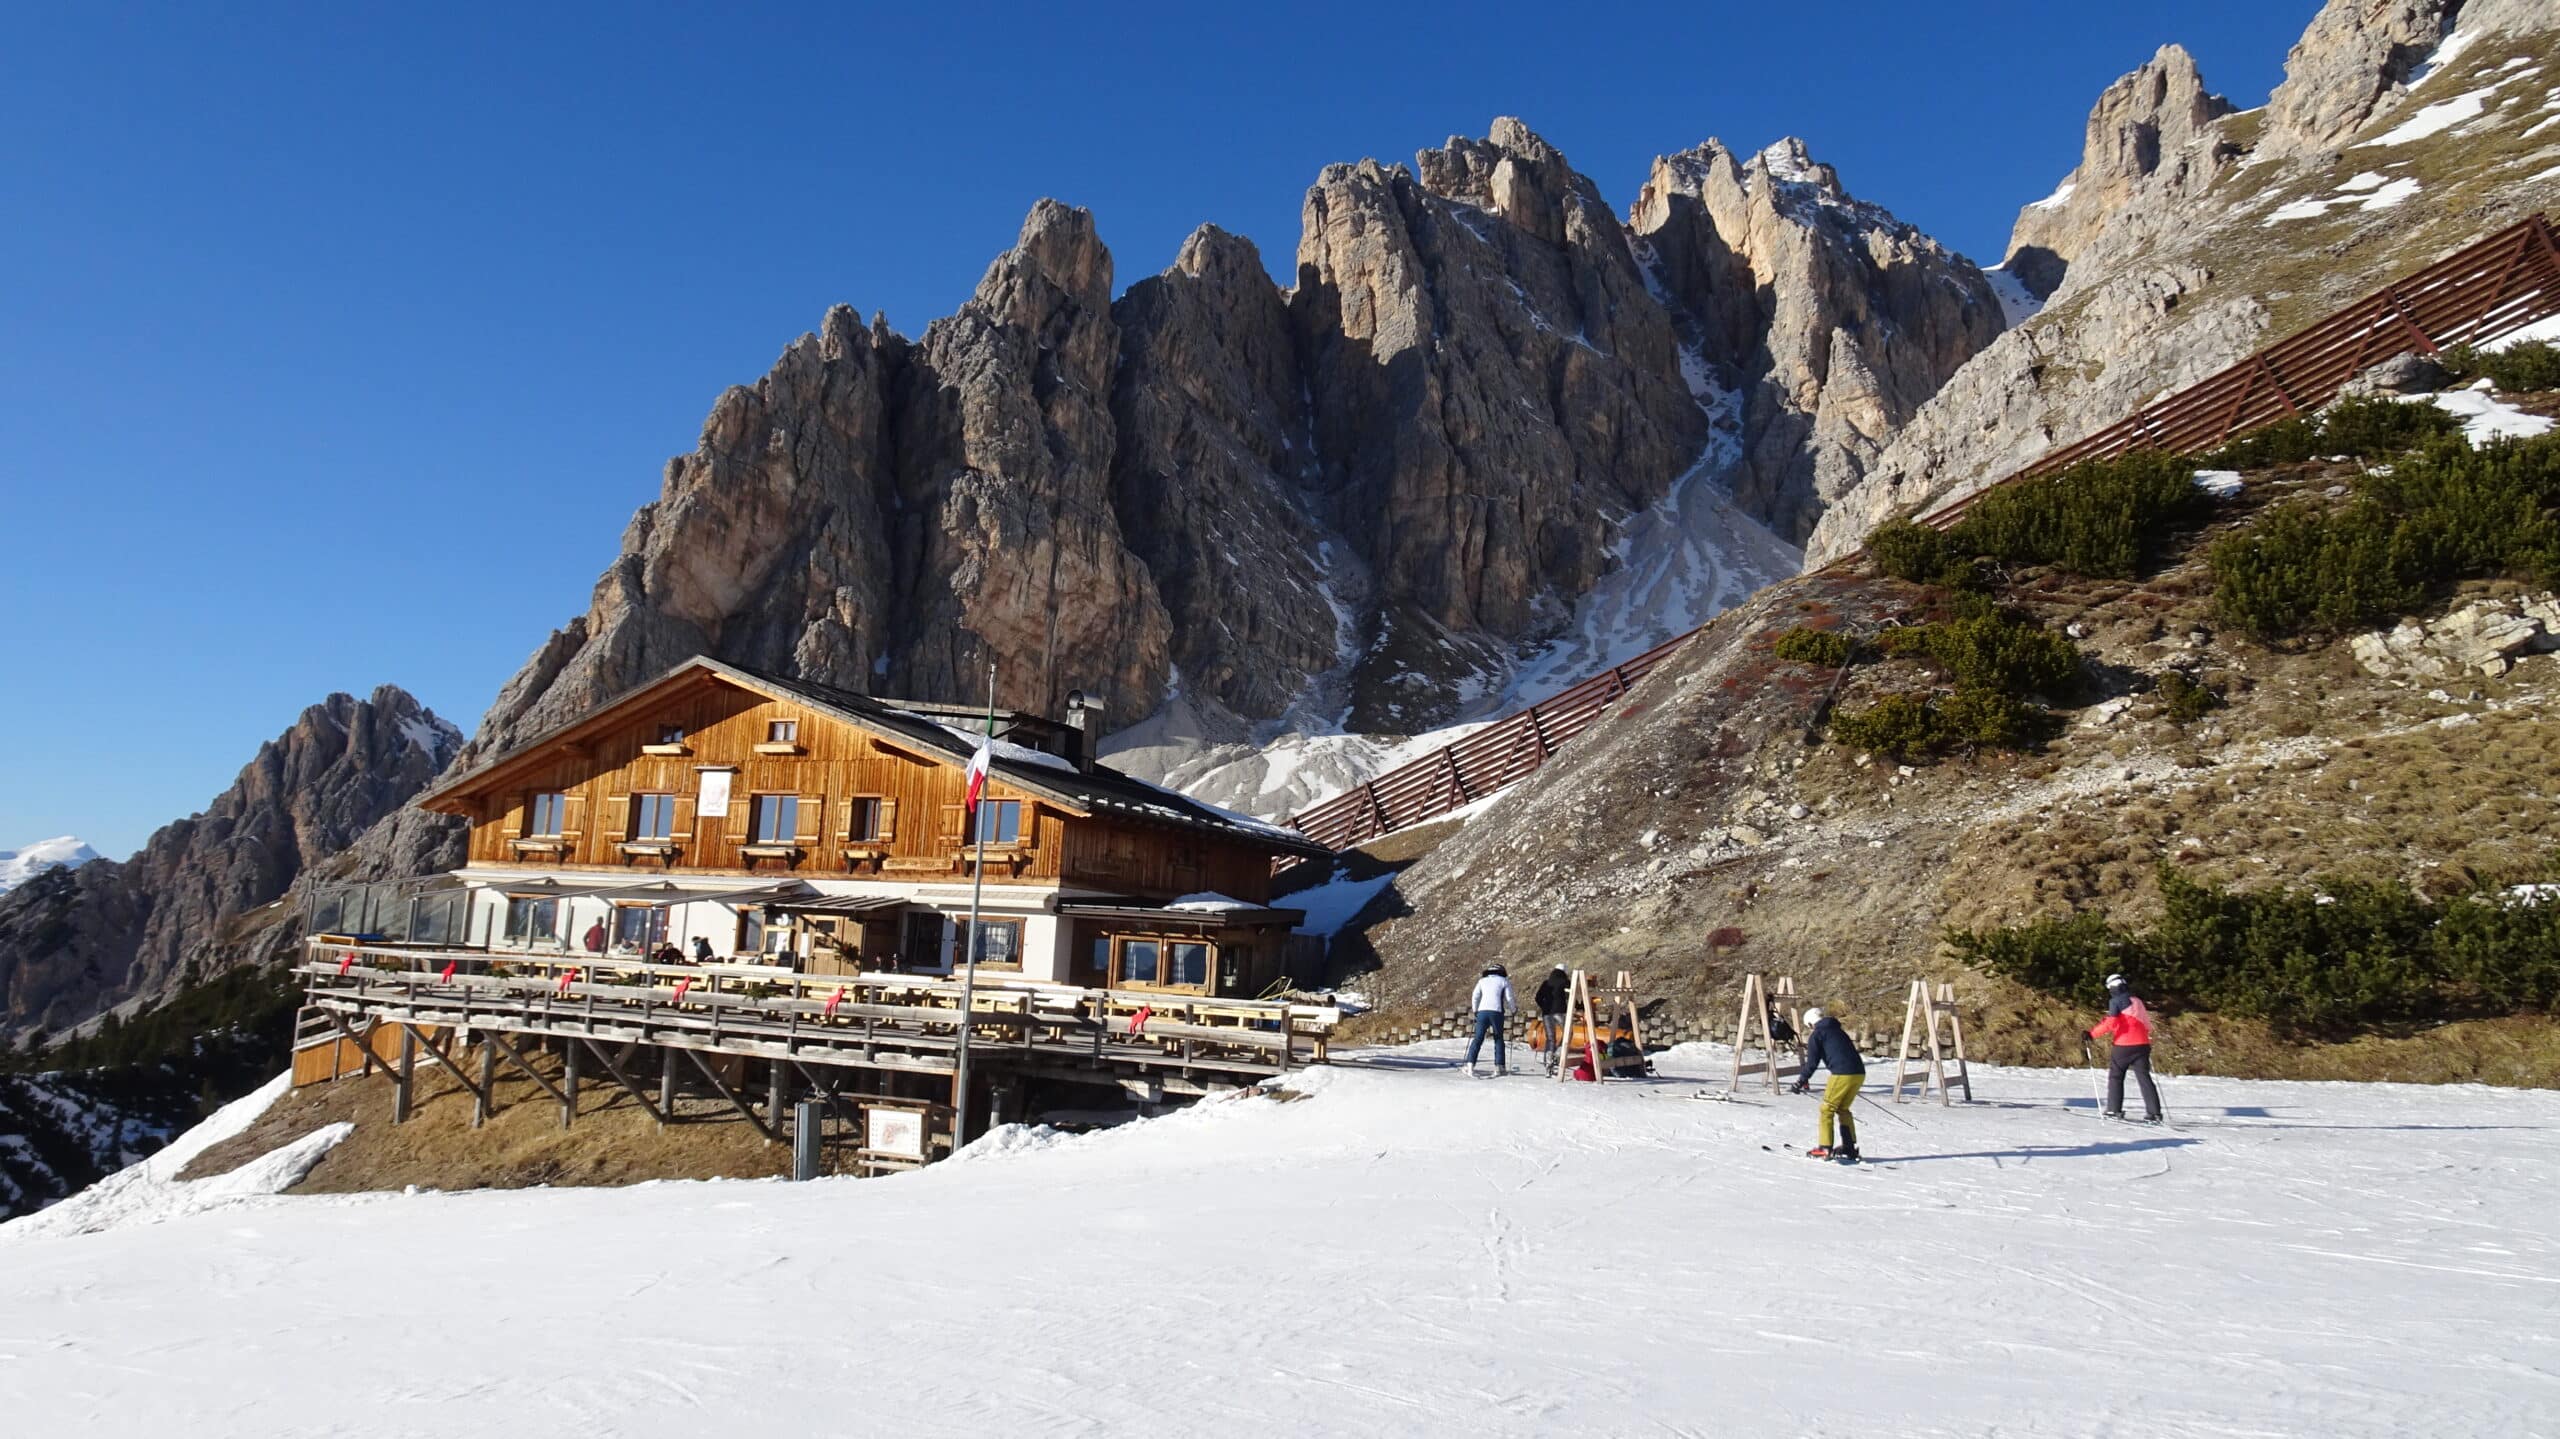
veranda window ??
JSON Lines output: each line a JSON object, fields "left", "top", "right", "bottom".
{"left": 503, "top": 895, "right": 560, "bottom": 946}
{"left": 613, "top": 904, "right": 668, "bottom": 952}
{"left": 949, "top": 917, "right": 1022, "bottom": 969}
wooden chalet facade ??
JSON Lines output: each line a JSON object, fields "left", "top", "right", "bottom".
{"left": 404, "top": 657, "right": 1332, "bottom": 1000}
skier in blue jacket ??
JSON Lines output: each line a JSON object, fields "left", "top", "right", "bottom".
{"left": 1790, "top": 1006, "right": 1865, "bottom": 1161}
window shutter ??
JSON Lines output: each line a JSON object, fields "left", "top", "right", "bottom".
{"left": 795, "top": 794, "right": 824, "bottom": 843}
{"left": 939, "top": 803, "right": 965, "bottom": 841}
{"left": 559, "top": 793, "right": 588, "bottom": 840}
{"left": 601, "top": 794, "right": 630, "bottom": 841}
{"left": 876, "top": 799, "right": 898, "bottom": 842}
{"left": 501, "top": 795, "right": 524, "bottom": 839}
{"left": 671, "top": 795, "right": 696, "bottom": 841}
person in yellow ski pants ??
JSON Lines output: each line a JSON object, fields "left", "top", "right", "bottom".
{"left": 1791, "top": 1005, "right": 1866, "bottom": 1161}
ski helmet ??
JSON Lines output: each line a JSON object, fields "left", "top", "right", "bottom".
{"left": 1552, "top": 963, "right": 1568, "bottom": 973}
{"left": 1482, "top": 963, "right": 1506, "bottom": 976}
{"left": 1802, "top": 1006, "right": 1825, "bottom": 1027}
{"left": 2105, "top": 973, "right": 2127, "bottom": 989}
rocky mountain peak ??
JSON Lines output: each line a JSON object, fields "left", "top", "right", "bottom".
{"left": 2003, "top": 43, "right": 2239, "bottom": 299}
{"left": 0, "top": 684, "right": 460, "bottom": 1040}
{"left": 1746, "top": 137, "right": 1845, "bottom": 199}
{"left": 2261, "top": 0, "right": 2458, "bottom": 160}
{"left": 1633, "top": 133, "right": 2006, "bottom": 541}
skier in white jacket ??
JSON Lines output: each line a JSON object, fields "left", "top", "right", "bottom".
{"left": 1462, "top": 964, "right": 1517, "bottom": 1076}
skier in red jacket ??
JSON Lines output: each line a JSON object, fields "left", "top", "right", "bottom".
{"left": 2088, "top": 973, "right": 2162, "bottom": 1123}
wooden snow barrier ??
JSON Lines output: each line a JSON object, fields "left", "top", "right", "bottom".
{"left": 1727, "top": 974, "right": 1804, "bottom": 1094}
{"left": 1889, "top": 980, "right": 1974, "bottom": 1104}
{"left": 1553, "top": 969, "right": 1651, "bottom": 1081}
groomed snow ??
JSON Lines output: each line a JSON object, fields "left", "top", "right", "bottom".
{"left": 3, "top": 1050, "right": 2554, "bottom": 1436}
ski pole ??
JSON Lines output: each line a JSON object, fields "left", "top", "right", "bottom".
{"left": 2082, "top": 1039, "right": 2105, "bottom": 1113}
{"left": 1856, "top": 1090, "right": 1916, "bottom": 1128}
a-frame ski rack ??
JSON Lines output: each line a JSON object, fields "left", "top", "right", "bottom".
{"left": 1727, "top": 973, "right": 1803, "bottom": 1093}
{"left": 1889, "top": 979, "right": 1974, "bottom": 1104}
{"left": 1553, "top": 969, "right": 1650, "bottom": 1081}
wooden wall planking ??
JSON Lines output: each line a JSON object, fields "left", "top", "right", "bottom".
{"left": 454, "top": 673, "right": 1276, "bottom": 903}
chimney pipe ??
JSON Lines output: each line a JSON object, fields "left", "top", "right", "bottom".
{"left": 1063, "top": 690, "right": 1096, "bottom": 770}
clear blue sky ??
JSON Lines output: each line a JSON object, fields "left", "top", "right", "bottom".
{"left": 0, "top": 2, "right": 2318, "bottom": 858}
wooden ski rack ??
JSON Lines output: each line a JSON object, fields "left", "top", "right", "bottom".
{"left": 1727, "top": 974, "right": 1803, "bottom": 1093}
{"left": 1890, "top": 980, "right": 1974, "bottom": 1104}
{"left": 1553, "top": 969, "right": 1650, "bottom": 1081}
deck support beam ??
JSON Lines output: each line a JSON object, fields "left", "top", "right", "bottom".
{"left": 576, "top": 1037, "right": 665, "bottom": 1127}
{"left": 393, "top": 1020, "right": 491, "bottom": 1123}
{"left": 685, "top": 1049, "right": 780, "bottom": 1142}
{"left": 484, "top": 1030, "right": 569, "bottom": 1112}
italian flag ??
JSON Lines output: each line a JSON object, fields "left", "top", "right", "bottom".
{"left": 964, "top": 735, "right": 992, "bottom": 811}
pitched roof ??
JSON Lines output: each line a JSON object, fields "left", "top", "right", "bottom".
{"left": 415, "top": 656, "right": 1331, "bottom": 861}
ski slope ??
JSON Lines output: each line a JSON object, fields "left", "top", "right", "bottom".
{"left": 3, "top": 1046, "right": 2555, "bottom": 1437}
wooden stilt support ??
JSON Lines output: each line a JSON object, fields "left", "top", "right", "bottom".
{"left": 562, "top": 1039, "right": 580, "bottom": 1128}
{"left": 766, "top": 1061, "right": 787, "bottom": 1146}
{"left": 577, "top": 1038, "right": 665, "bottom": 1126}
{"left": 660, "top": 1045, "right": 678, "bottom": 1122}
{"left": 395, "top": 1021, "right": 492, "bottom": 1121}
{"left": 475, "top": 1035, "right": 496, "bottom": 1128}
{"left": 394, "top": 1021, "right": 416, "bottom": 1124}
{"left": 685, "top": 1049, "right": 780, "bottom": 1142}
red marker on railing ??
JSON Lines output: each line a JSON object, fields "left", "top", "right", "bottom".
{"left": 672, "top": 977, "right": 692, "bottom": 1002}
{"left": 337, "top": 953, "right": 356, "bottom": 976}
{"left": 557, "top": 967, "right": 579, "bottom": 995}
{"left": 1128, "top": 1005, "right": 1152, "bottom": 1036}
{"left": 438, "top": 960, "right": 457, "bottom": 984}
{"left": 824, "top": 987, "right": 846, "bottom": 1019}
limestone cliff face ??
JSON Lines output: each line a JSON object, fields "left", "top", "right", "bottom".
{"left": 1632, "top": 139, "right": 2007, "bottom": 542}
{"left": 1805, "top": 0, "right": 2560, "bottom": 568}
{"left": 1111, "top": 225, "right": 1343, "bottom": 723}
{"left": 2002, "top": 45, "right": 2240, "bottom": 299}
{"left": 0, "top": 688, "right": 461, "bottom": 1039}
{"left": 1292, "top": 119, "right": 1713, "bottom": 727}
{"left": 472, "top": 118, "right": 1991, "bottom": 744}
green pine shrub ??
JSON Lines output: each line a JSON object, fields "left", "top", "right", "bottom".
{"left": 2209, "top": 433, "right": 2560, "bottom": 640}
{"left": 1947, "top": 865, "right": 2560, "bottom": 1036}
{"left": 1867, "top": 517, "right": 1951, "bottom": 584}
{"left": 1828, "top": 692, "right": 1940, "bottom": 758}
{"left": 2442, "top": 340, "right": 2560, "bottom": 394}
{"left": 1949, "top": 449, "right": 2209, "bottom": 579}
{"left": 1772, "top": 626, "right": 1851, "bottom": 667}
{"left": 2155, "top": 670, "right": 2220, "bottom": 723}
{"left": 1875, "top": 611, "right": 2082, "bottom": 698}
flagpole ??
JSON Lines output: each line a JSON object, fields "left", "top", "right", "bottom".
{"left": 951, "top": 662, "right": 995, "bottom": 1152}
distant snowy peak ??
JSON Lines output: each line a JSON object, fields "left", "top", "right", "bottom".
{"left": 0, "top": 837, "right": 101, "bottom": 894}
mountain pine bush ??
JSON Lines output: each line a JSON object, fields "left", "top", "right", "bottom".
{"left": 2441, "top": 340, "right": 2560, "bottom": 394}
{"left": 1950, "top": 449, "right": 2208, "bottom": 579}
{"left": 1948, "top": 865, "right": 2560, "bottom": 1034}
{"left": 1772, "top": 626, "right": 1851, "bottom": 667}
{"left": 2210, "top": 433, "right": 2560, "bottom": 639}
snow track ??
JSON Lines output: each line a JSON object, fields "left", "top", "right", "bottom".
{"left": 1, "top": 1049, "right": 2553, "bottom": 1436}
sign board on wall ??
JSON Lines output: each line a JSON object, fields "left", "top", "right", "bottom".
{"left": 697, "top": 768, "right": 734, "bottom": 819}
{"left": 865, "top": 1107, "right": 925, "bottom": 1161}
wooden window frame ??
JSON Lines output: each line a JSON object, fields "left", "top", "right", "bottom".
{"left": 525, "top": 792, "right": 570, "bottom": 839}
{"left": 963, "top": 798, "right": 1027, "bottom": 849}
{"left": 627, "top": 793, "right": 677, "bottom": 842}
{"left": 745, "top": 793, "right": 800, "bottom": 847}
{"left": 1109, "top": 933, "right": 1215, "bottom": 994}
{"left": 642, "top": 722, "right": 691, "bottom": 757}
{"left": 842, "top": 795, "right": 889, "bottom": 844}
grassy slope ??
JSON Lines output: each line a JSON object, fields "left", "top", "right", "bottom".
{"left": 1346, "top": 409, "right": 2560, "bottom": 1086}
